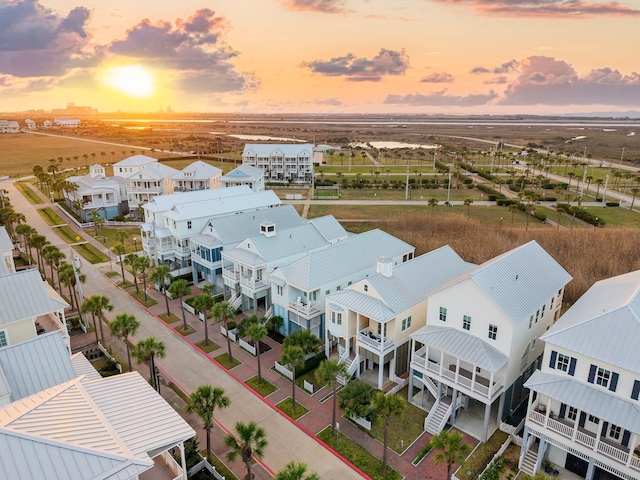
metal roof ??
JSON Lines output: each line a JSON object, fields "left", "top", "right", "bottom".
{"left": 0, "top": 332, "right": 76, "bottom": 402}
{"left": 0, "top": 269, "right": 67, "bottom": 325}
{"left": 327, "top": 290, "right": 397, "bottom": 322}
{"left": 0, "top": 226, "right": 14, "bottom": 251}
{"left": 113, "top": 154, "right": 157, "bottom": 167}
{"left": 163, "top": 190, "right": 281, "bottom": 221}
{"left": 70, "top": 353, "right": 103, "bottom": 382}
{"left": 411, "top": 325, "right": 509, "bottom": 372}
{"left": 220, "top": 164, "right": 265, "bottom": 181}
{"left": 171, "top": 160, "right": 221, "bottom": 180}
{"left": 144, "top": 185, "right": 251, "bottom": 212}
{"left": 275, "top": 229, "right": 413, "bottom": 290}
{"left": 541, "top": 269, "right": 640, "bottom": 373}
{"left": 526, "top": 370, "right": 640, "bottom": 432}
{"left": 309, "top": 216, "right": 348, "bottom": 243}
{"left": 131, "top": 163, "right": 178, "bottom": 180}
{"left": 243, "top": 143, "right": 314, "bottom": 156}
{"left": 432, "top": 241, "right": 571, "bottom": 325}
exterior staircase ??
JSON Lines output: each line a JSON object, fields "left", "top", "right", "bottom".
{"left": 519, "top": 447, "right": 538, "bottom": 476}
{"left": 337, "top": 351, "right": 359, "bottom": 386}
{"left": 420, "top": 374, "right": 440, "bottom": 399}
{"left": 230, "top": 293, "right": 242, "bottom": 310}
{"left": 264, "top": 306, "right": 273, "bottom": 320}
{"left": 424, "top": 396, "right": 453, "bottom": 435}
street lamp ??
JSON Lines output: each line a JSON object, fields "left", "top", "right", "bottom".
{"left": 133, "top": 236, "right": 138, "bottom": 252}
{"left": 72, "top": 253, "right": 88, "bottom": 331}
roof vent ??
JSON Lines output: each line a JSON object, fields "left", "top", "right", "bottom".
{"left": 260, "top": 220, "right": 276, "bottom": 237}
{"left": 376, "top": 257, "right": 393, "bottom": 278}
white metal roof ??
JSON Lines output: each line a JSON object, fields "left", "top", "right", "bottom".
{"left": 274, "top": 229, "right": 414, "bottom": 290}
{"left": 144, "top": 185, "right": 251, "bottom": 212}
{"left": 309, "top": 215, "right": 349, "bottom": 243}
{"left": 172, "top": 160, "right": 221, "bottom": 180}
{"left": 541, "top": 269, "right": 640, "bottom": 373}
{"left": 0, "top": 332, "right": 76, "bottom": 402}
{"left": 432, "top": 241, "right": 571, "bottom": 325}
{"left": 0, "top": 226, "right": 13, "bottom": 251}
{"left": 113, "top": 155, "right": 157, "bottom": 167}
{"left": 327, "top": 290, "right": 397, "bottom": 322}
{"left": 526, "top": 370, "right": 640, "bottom": 432}
{"left": 411, "top": 325, "right": 509, "bottom": 372}
{"left": 220, "top": 164, "right": 265, "bottom": 181}
{"left": 131, "top": 163, "right": 178, "bottom": 180}
{"left": 243, "top": 143, "right": 314, "bottom": 157}
{"left": 70, "top": 353, "right": 103, "bottom": 382}
{"left": 0, "top": 269, "right": 67, "bottom": 326}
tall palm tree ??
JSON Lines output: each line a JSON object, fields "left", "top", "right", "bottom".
{"left": 429, "top": 429, "right": 472, "bottom": 480}
{"left": 134, "top": 255, "right": 151, "bottom": 303}
{"left": 224, "top": 421, "right": 268, "bottom": 480}
{"left": 29, "top": 234, "right": 48, "bottom": 273}
{"left": 132, "top": 337, "right": 166, "bottom": 392}
{"left": 168, "top": 279, "right": 191, "bottom": 331}
{"left": 370, "top": 391, "right": 405, "bottom": 475}
{"left": 275, "top": 461, "right": 320, "bottom": 480}
{"left": 428, "top": 197, "right": 438, "bottom": 215}
{"left": 109, "top": 313, "right": 140, "bottom": 371}
{"left": 16, "top": 224, "right": 34, "bottom": 253}
{"left": 113, "top": 243, "right": 126, "bottom": 281}
{"left": 124, "top": 253, "right": 139, "bottom": 291}
{"left": 114, "top": 229, "right": 129, "bottom": 246}
{"left": 58, "top": 262, "right": 84, "bottom": 312}
{"left": 464, "top": 198, "right": 473, "bottom": 218}
{"left": 212, "top": 301, "right": 237, "bottom": 362}
{"left": 82, "top": 295, "right": 113, "bottom": 343}
{"left": 150, "top": 264, "right": 172, "bottom": 316}
{"left": 283, "top": 330, "right": 322, "bottom": 357}
{"left": 280, "top": 345, "right": 305, "bottom": 412}
{"left": 315, "top": 359, "right": 348, "bottom": 441}
{"left": 339, "top": 380, "right": 373, "bottom": 420}
{"left": 192, "top": 290, "right": 216, "bottom": 347}
{"left": 41, "top": 244, "right": 61, "bottom": 283}
{"left": 185, "top": 384, "right": 230, "bottom": 464}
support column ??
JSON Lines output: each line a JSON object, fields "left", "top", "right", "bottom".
{"left": 482, "top": 400, "right": 492, "bottom": 442}
{"left": 408, "top": 369, "right": 414, "bottom": 402}
{"left": 534, "top": 435, "right": 547, "bottom": 474}
{"left": 585, "top": 457, "right": 596, "bottom": 480}
{"left": 497, "top": 392, "right": 506, "bottom": 426}
{"left": 519, "top": 426, "right": 530, "bottom": 466}
{"left": 179, "top": 441, "right": 188, "bottom": 480}
{"left": 378, "top": 353, "right": 384, "bottom": 390}
{"left": 450, "top": 389, "right": 458, "bottom": 425}
{"left": 253, "top": 292, "right": 257, "bottom": 314}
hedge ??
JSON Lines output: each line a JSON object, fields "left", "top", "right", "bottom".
{"left": 295, "top": 353, "right": 327, "bottom": 377}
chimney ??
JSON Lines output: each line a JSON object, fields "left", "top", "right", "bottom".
{"left": 376, "top": 257, "right": 393, "bottom": 278}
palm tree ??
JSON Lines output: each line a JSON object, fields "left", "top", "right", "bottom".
{"left": 186, "top": 384, "right": 230, "bottom": 464}
{"left": 339, "top": 380, "right": 373, "bottom": 420}
{"left": 58, "top": 262, "right": 84, "bottom": 311}
{"left": 113, "top": 243, "right": 126, "bottom": 281}
{"left": 280, "top": 345, "right": 305, "bottom": 412}
{"left": 283, "top": 329, "right": 322, "bottom": 357}
{"left": 595, "top": 178, "right": 604, "bottom": 200}
{"left": 370, "top": 391, "right": 405, "bottom": 474}
{"left": 192, "top": 288, "right": 216, "bottom": 346}
{"left": 29, "top": 234, "right": 48, "bottom": 273}
{"left": 429, "top": 429, "right": 472, "bottom": 480}
{"left": 16, "top": 223, "right": 34, "bottom": 253}
{"left": 82, "top": 295, "right": 113, "bottom": 344}
{"left": 315, "top": 359, "right": 348, "bottom": 440}
{"left": 114, "top": 229, "right": 129, "bottom": 245}
{"left": 124, "top": 253, "right": 139, "bottom": 291}
{"left": 213, "top": 301, "right": 237, "bottom": 362}
{"left": 224, "top": 421, "right": 268, "bottom": 480}
{"left": 168, "top": 279, "right": 191, "bottom": 331}
{"left": 428, "top": 197, "right": 438, "bottom": 215}
{"left": 238, "top": 315, "right": 268, "bottom": 383}
{"left": 464, "top": 198, "right": 473, "bottom": 218}
{"left": 275, "top": 461, "right": 320, "bottom": 480}
{"left": 630, "top": 188, "right": 639, "bottom": 210}
{"left": 134, "top": 255, "right": 151, "bottom": 303}
{"left": 150, "top": 265, "right": 172, "bottom": 316}
{"left": 109, "top": 313, "right": 140, "bottom": 371}
{"left": 41, "top": 244, "right": 61, "bottom": 283}
{"left": 132, "top": 337, "right": 166, "bottom": 392}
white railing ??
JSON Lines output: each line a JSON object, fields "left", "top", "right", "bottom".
{"left": 346, "top": 353, "right": 360, "bottom": 376}
{"left": 631, "top": 455, "right": 640, "bottom": 470}
{"left": 264, "top": 306, "right": 273, "bottom": 320}
{"left": 289, "top": 300, "right": 322, "bottom": 317}
{"left": 220, "top": 325, "right": 237, "bottom": 342}
{"left": 357, "top": 330, "right": 395, "bottom": 352}
{"left": 239, "top": 338, "right": 256, "bottom": 355}
{"left": 158, "top": 450, "right": 184, "bottom": 480}
{"left": 529, "top": 410, "right": 545, "bottom": 425}
{"left": 239, "top": 275, "right": 267, "bottom": 290}
{"left": 182, "top": 301, "right": 196, "bottom": 315}
{"left": 230, "top": 293, "right": 242, "bottom": 310}
{"left": 598, "top": 441, "right": 628, "bottom": 463}
{"left": 274, "top": 361, "right": 294, "bottom": 380}
{"left": 547, "top": 417, "right": 574, "bottom": 438}
{"left": 303, "top": 380, "right": 314, "bottom": 393}
{"left": 421, "top": 359, "right": 501, "bottom": 399}
{"left": 576, "top": 430, "right": 596, "bottom": 448}
{"left": 222, "top": 268, "right": 240, "bottom": 282}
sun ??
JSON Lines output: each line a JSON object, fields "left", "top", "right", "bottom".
{"left": 103, "top": 65, "right": 155, "bottom": 97}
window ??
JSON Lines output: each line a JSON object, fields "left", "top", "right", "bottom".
{"left": 402, "top": 316, "right": 412, "bottom": 331}
{"left": 567, "top": 406, "right": 578, "bottom": 421}
{"left": 596, "top": 368, "right": 611, "bottom": 387}
{"left": 276, "top": 285, "right": 283, "bottom": 296}
{"left": 541, "top": 304, "right": 546, "bottom": 316}
{"left": 336, "top": 285, "right": 341, "bottom": 291}
{"left": 439, "top": 307, "right": 447, "bottom": 322}
{"left": 0, "top": 330, "right": 7, "bottom": 348}
{"left": 529, "top": 315, "right": 534, "bottom": 329}
{"left": 488, "top": 324, "right": 498, "bottom": 340}
{"left": 588, "top": 415, "right": 600, "bottom": 424}
{"left": 463, "top": 315, "right": 471, "bottom": 331}
{"left": 609, "top": 424, "right": 622, "bottom": 440}
{"left": 364, "top": 285, "right": 368, "bottom": 292}
{"left": 331, "top": 311, "right": 342, "bottom": 325}
{"left": 187, "top": 221, "right": 192, "bottom": 230}
{"left": 348, "top": 281, "right": 352, "bottom": 286}
{"left": 550, "top": 296, "right": 554, "bottom": 308}
{"left": 325, "top": 290, "right": 330, "bottom": 295}
{"left": 535, "top": 309, "right": 540, "bottom": 323}
{"left": 556, "top": 354, "right": 570, "bottom": 372}
{"left": 377, "top": 323, "right": 388, "bottom": 337}
{"left": 310, "top": 290, "right": 318, "bottom": 301}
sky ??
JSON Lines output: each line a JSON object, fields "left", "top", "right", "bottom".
{"left": 1, "top": 0, "right": 639, "bottom": 115}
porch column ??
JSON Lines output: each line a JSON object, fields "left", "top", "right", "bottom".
{"left": 439, "top": 350, "right": 444, "bottom": 376}
{"left": 378, "top": 353, "right": 384, "bottom": 390}
{"left": 408, "top": 369, "right": 414, "bottom": 402}
{"left": 519, "top": 426, "right": 530, "bottom": 466}
{"left": 450, "top": 389, "right": 458, "bottom": 425}
{"left": 626, "top": 432, "right": 638, "bottom": 467}
{"left": 585, "top": 457, "right": 596, "bottom": 480}
{"left": 571, "top": 408, "right": 581, "bottom": 441}
{"left": 179, "top": 441, "right": 188, "bottom": 480}
{"left": 497, "top": 392, "right": 505, "bottom": 426}
{"left": 390, "top": 351, "right": 396, "bottom": 384}
{"left": 471, "top": 366, "right": 477, "bottom": 392}
{"left": 534, "top": 435, "right": 547, "bottom": 474}
{"left": 544, "top": 396, "right": 552, "bottom": 427}
{"left": 489, "top": 371, "right": 495, "bottom": 396}
{"left": 253, "top": 292, "right": 257, "bottom": 313}
{"left": 454, "top": 358, "right": 460, "bottom": 383}
{"left": 482, "top": 400, "right": 491, "bottom": 442}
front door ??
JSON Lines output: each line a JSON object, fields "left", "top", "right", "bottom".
{"left": 565, "top": 453, "right": 588, "bottom": 478}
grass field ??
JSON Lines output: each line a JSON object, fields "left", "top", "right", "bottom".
{"left": 38, "top": 207, "right": 65, "bottom": 225}
{"left": 584, "top": 205, "right": 640, "bottom": 228}
{"left": 72, "top": 242, "right": 110, "bottom": 264}
{"left": 15, "top": 182, "right": 44, "bottom": 204}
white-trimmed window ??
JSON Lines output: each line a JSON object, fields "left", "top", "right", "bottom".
{"left": 0, "top": 330, "right": 7, "bottom": 348}
{"left": 588, "top": 414, "right": 600, "bottom": 424}
{"left": 439, "top": 307, "right": 447, "bottom": 322}
{"left": 567, "top": 406, "right": 578, "bottom": 421}
{"left": 556, "top": 354, "right": 570, "bottom": 372}
{"left": 463, "top": 315, "right": 471, "bottom": 331}
{"left": 529, "top": 315, "right": 534, "bottom": 329}
{"left": 402, "top": 316, "right": 412, "bottom": 331}
{"left": 331, "top": 311, "right": 342, "bottom": 325}
{"left": 609, "top": 424, "right": 622, "bottom": 440}
{"left": 596, "top": 368, "right": 611, "bottom": 387}
{"left": 276, "top": 285, "right": 283, "bottom": 296}
{"left": 364, "top": 285, "right": 368, "bottom": 292}
{"left": 488, "top": 324, "right": 498, "bottom": 340}
{"left": 187, "top": 221, "right": 192, "bottom": 229}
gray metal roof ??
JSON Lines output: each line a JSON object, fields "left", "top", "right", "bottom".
{"left": 0, "top": 332, "right": 76, "bottom": 402}
{"left": 132, "top": 162, "right": 178, "bottom": 180}
{"left": 526, "top": 370, "right": 640, "bottom": 433}
{"left": 203, "top": 204, "right": 306, "bottom": 246}
{"left": 275, "top": 229, "right": 413, "bottom": 290}
{"left": 113, "top": 154, "right": 157, "bottom": 167}
{"left": 243, "top": 143, "right": 314, "bottom": 156}
{"left": 0, "top": 226, "right": 14, "bottom": 251}
{"left": 220, "top": 164, "right": 265, "bottom": 181}
{"left": 411, "top": 325, "right": 509, "bottom": 372}
{"left": 163, "top": 190, "right": 281, "bottom": 221}
{"left": 541, "top": 269, "right": 640, "bottom": 373}
{"left": 144, "top": 185, "right": 251, "bottom": 212}
{"left": 171, "top": 160, "right": 221, "bottom": 180}
{"left": 433, "top": 241, "right": 571, "bottom": 325}
{"left": 70, "top": 353, "right": 103, "bottom": 382}
{"left": 309, "top": 216, "right": 349, "bottom": 243}
{"left": 327, "top": 290, "right": 397, "bottom": 322}
{"left": 0, "top": 269, "right": 67, "bottom": 325}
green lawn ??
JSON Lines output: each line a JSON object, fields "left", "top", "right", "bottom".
{"left": 159, "top": 312, "right": 181, "bottom": 323}
{"left": 308, "top": 204, "right": 428, "bottom": 220}
{"left": 215, "top": 352, "right": 241, "bottom": 369}
{"left": 38, "top": 207, "right": 66, "bottom": 225}
{"left": 454, "top": 429, "right": 508, "bottom": 480}
{"left": 174, "top": 324, "right": 197, "bottom": 336}
{"left": 16, "top": 182, "right": 44, "bottom": 204}
{"left": 317, "top": 427, "right": 401, "bottom": 480}
{"left": 195, "top": 339, "right": 220, "bottom": 353}
{"left": 584, "top": 205, "right": 640, "bottom": 228}
{"left": 92, "top": 226, "right": 142, "bottom": 255}
{"left": 245, "top": 376, "right": 277, "bottom": 397}
{"left": 72, "top": 242, "right": 110, "bottom": 264}
{"left": 130, "top": 291, "right": 158, "bottom": 307}
{"left": 276, "top": 397, "right": 309, "bottom": 420}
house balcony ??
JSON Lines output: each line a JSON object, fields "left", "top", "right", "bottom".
{"left": 411, "top": 347, "right": 504, "bottom": 400}
{"left": 288, "top": 299, "right": 322, "bottom": 318}
{"left": 222, "top": 266, "right": 240, "bottom": 283}
{"left": 528, "top": 407, "right": 640, "bottom": 474}
{"left": 239, "top": 274, "right": 267, "bottom": 291}
{"left": 128, "top": 186, "right": 163, "bottom": 193}
{"left": 357, "top": 327, "right": 395, "bottom": 354}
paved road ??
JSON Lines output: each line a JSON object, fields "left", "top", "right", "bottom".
{"left": 2, "top": 178, "right": 365, "bottom": 480}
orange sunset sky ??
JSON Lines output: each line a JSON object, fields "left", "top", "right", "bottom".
{"left": 1, "top": 0, "right": 639, "bottom": 114}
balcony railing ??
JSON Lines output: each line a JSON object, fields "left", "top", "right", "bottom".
{"left": 528, "top": 408, "right": 639, "bottom": 472}
{"left": 289, "top": 299, "right": 322, "bottom": 318}
{"left": 240, "top": 275, "right": 267, "bottom": 290}
{"left": 222, "top": 267, "right": 239, "bottom": 282}
{"left": 127, "top": 186, "right": 162, "bottom": 193}
{"left": 357, "top": 328, "right": 395, "bottom": 353}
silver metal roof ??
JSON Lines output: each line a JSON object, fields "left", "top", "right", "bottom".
{"left": 70, "top": 353, "right": 103, "bottom": 382}
{"left": 171, "top": 160, "right": 221, "bottom": 180}
{"left": 163, "top": 190, "right": 281, "bottom": 221}
{"left": 131, "top": 162, "right": 178, "bottom": 180}
{"left": 526, "top": 370, "right": 640, "bottom": 433}
{"left": 144, "top": 185, "right": 251, "bottom": 212}
{"left": 0, "top": 269, "right": 67, "bottom": 325}
{"left": 542, "top": 269, "right": 640, "bottom": 374}
{"left": 411, "top": 325, "right": 509, "bottom": 372}
{"left": 0, "top": 332, "right": 76, "bottom": 402}
{"left": 0, "top": 226, "right": 14, "bottom": 251}
{"left": 113, "top": 154, "right": 157, "bottom": 167}
{"left": 220, "top": 164, "right": 265, "bottom": 181}
{"left": 327, "top": 290, "right": 396, "bottom": 322}
{"left": 433, "top": 241, "right": 571, "bottom": 325}
{"left": 309, "top": 216, "right": 349, "bottom": 243}
{"left": 275, "top": 229, "right": 413, "bottom": 290}
{"left": 243, "top": 143, "right": 314, "bottom": 156}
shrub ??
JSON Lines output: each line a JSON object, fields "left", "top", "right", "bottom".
{"left": 294, "top": 353, "right": 327, "bottom": 377}
{"left": 606, "top": 202, "right": 620, "bottom": 207}
{"left": 496, "top": 199, "right": 518, "bottom": 206}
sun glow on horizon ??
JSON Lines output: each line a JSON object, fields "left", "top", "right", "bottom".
{"left": 103, "top": 65, "right": 155, "bottom": 97}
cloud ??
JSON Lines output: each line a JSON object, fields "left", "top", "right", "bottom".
{"left": 421, "top": 72, "right": 454, "bottom": 83}
{"left": 484, "top": 76, "right": 508, "bottom": 84}
{"left": 425, "top": 0, "right": 640, "bottom": 18}
{"left": 302, "top": 48, "right": 409, "bottom": 81}
{"left": 277, "top": 0, "right": 348, "bottom": 13}
{"left": 109, "top": 8, "right": 257, "bottom": 94}
{"left": 499, "top": 56, "right": 640, "bottom": 105}
{"left": 0, "top": 0, "right": 98, "bottom": 77}
{"left": 317, "top": 97, "right": 343, "bottom": 106}
{"left": 384, "top": 89, "right": 498, "bottom": 106}
{"left": 471, "top": 59, "right": 519, "bottom": 75}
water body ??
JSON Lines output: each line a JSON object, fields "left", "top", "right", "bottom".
{"left": 350, "top": 141, "right": 438, "bottom": 149}
{"left": 214, "top": 133, "right": 305, "bottom": 142}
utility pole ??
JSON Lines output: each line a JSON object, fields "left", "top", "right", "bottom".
{"left": 602, "top": 173, "right": 610, "bottom": 207}
{"left": 405, "top": 167, "right": 410, "bottom": 200}
{"left": 619, "top": 147, "right": 625, "bottom": 169}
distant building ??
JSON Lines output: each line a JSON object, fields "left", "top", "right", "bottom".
{"left": 53, "top": 118, "right": 80, "bottom": 127}
{"left": 24, "top": 119, "right": 36, "bottom": 130}
{"left": 219, "top": 164, "right": 265, "bottom": 192}
{"left": 0, "top": 120, "right": 19, "bottom": 133}
{"left": 242, "top": 143, "right": 316, "bottom": 183}
{"left": 126, "top": 162, "right": 179, "bottom": 211}
{"left": 43, "top": 120, "right": 52, "bottom": 128}
{"left": 112, "top": 154, "right": 158, "bottom": 178}
{"left": 171, "top": 160, "right": 222, "bottom": 193}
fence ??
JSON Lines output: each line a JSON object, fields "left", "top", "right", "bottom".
{"left": 239, "top": 338, "right": 256, "bottom": 355}
{"left": 220, "top": 325, "right": 237, "bottom": 342}
{"left": 274, "top": 361, "right": 294, "bottom": 380}
{"left": 57, "top": 204, "right": 143, "bottom": 229}
{"left": 188, "top": 459, "right": 225, "bottom": 480}
{"left": 474, "top": 437, "right": 512, "bottom": 480}
{"left": 303, "top": 380, "right": 314, "bottom": 394}
{"left": 182, "top": 301, "right": 196, "bottom": 315}
{"left": 97, "top": 342, "right": 122, "bottom": 373}
{"left": 158, "top": 450, "right": 184, "bottom": 480}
